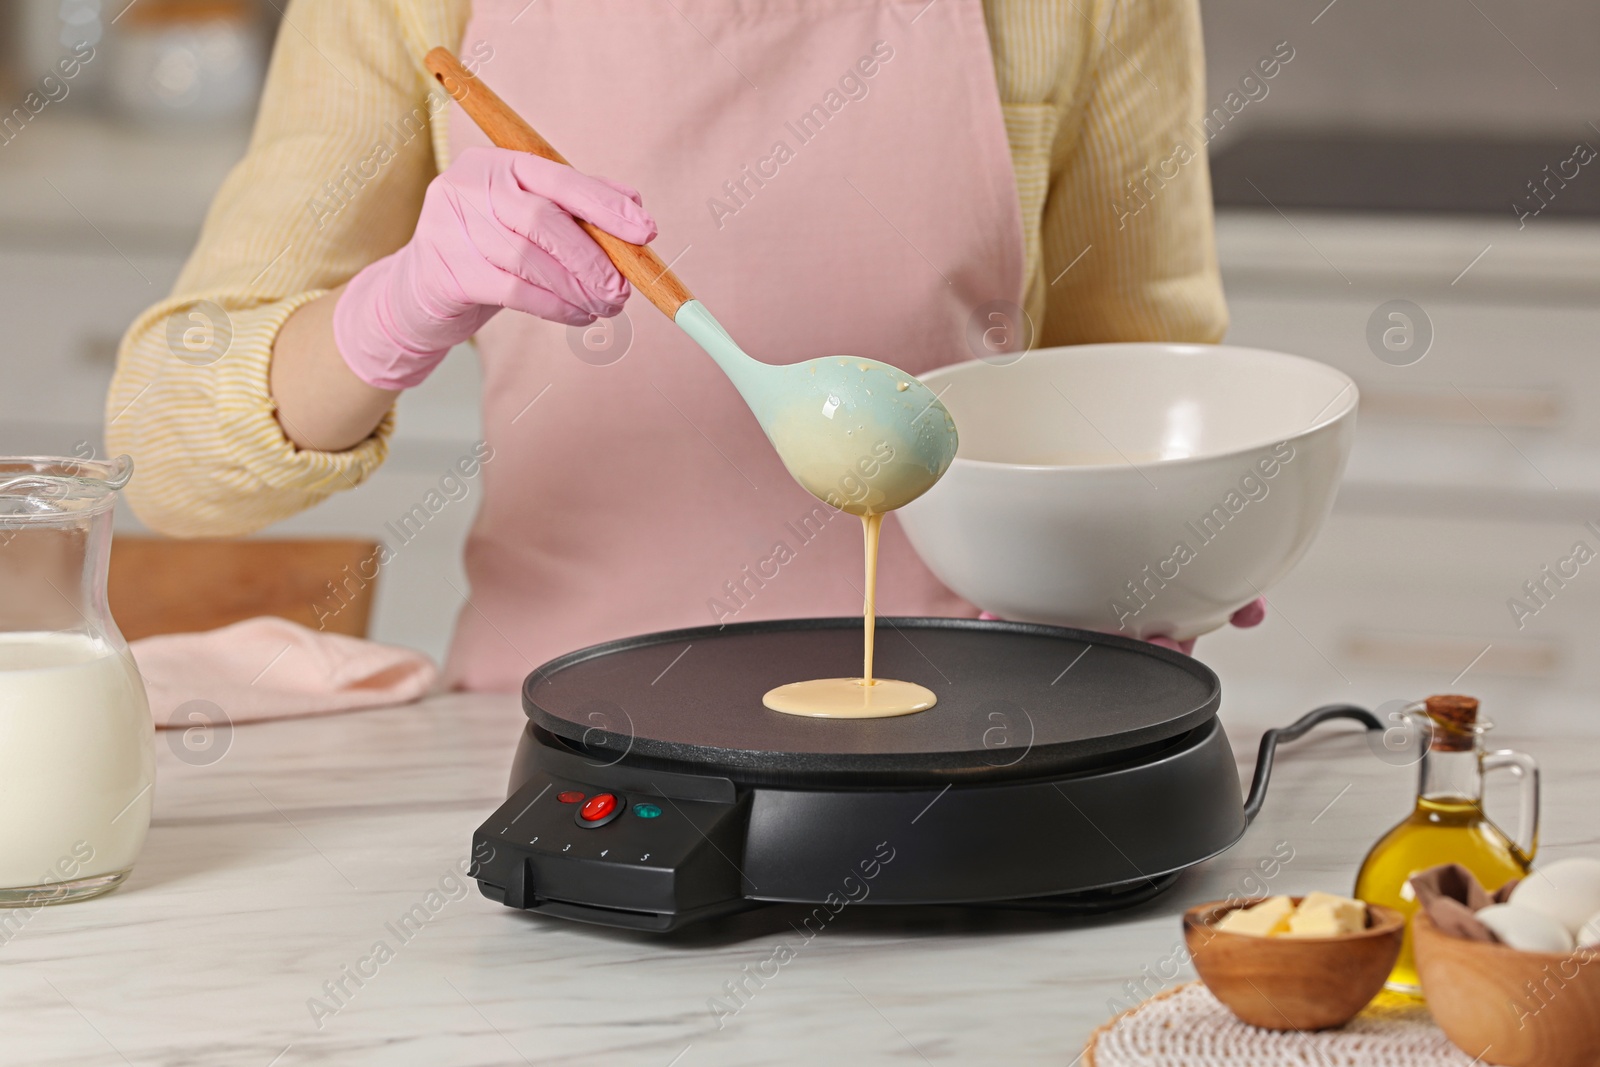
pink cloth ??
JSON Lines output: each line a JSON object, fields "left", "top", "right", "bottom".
{"left": 444, "top": 0, "right": 1024, "bottom": 690}
{"left": 333, "top": 147, "right": 656, "bottom": 390}
{"left": 131, "top": 617, "right": 438, "bottom": 726}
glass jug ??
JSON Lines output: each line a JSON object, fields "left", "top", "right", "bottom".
{"left": 0, "top": 456, "right": 154, "bottom": 905}
{"left": 1354, "top": 693, "right": 1538, "bottom": 996}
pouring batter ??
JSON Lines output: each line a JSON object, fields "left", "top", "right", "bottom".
{"left": 763, "top": 512, "right": 938, "bottom": 718}
{"left": 108, "top": 1, "right": 1257, "bottom": 691}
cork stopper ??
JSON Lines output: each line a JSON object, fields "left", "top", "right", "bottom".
{"left": 1424, "top": 694, "right": 1480, "bottom": 752}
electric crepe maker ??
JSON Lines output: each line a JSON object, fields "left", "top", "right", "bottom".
{"left": 466, "top": 617, "right": 1375, "bottom": 932}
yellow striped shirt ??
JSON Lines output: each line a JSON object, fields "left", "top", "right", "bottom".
{"left": 107, "top": 0, "right": 1226, "bottom": 537}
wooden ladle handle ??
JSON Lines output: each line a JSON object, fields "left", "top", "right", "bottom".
{"left": 424, "top": 47, "right": 695, "bottom": 319}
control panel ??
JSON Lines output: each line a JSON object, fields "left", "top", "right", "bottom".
{"left": 471, "top": 770, "right": 749, "bottom": 930}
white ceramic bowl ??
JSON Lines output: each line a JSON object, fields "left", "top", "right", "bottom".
{"left": 898, "top": 344, "right": 1358, "bottom": 641}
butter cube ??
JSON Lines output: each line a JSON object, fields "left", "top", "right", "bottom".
{"left": 1283, "top": 893, "right": 1366, "bottom": 938}
{"left": 1215, "top": 895, "right": 1295, "bottom": 937}
{"left": 1298, "top": 891, "right": 1364, "bottom": 918}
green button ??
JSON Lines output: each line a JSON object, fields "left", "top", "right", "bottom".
{"left": 632, "top": 803, "right": 662, "bottom": 819}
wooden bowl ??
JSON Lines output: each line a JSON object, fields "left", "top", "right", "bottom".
{"left": 1413, "top": 909, "right": 1600, "bottom": 1067}
{"left": 1183, "top": 897, "right": 1405, "bottom": 1031}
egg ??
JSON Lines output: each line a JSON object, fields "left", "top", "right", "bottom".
{"left": 1579, "top": 909, "right": 1600, "bottom": 950}
{"left": 1478, "top": 903, "right": 1576, "bottom": 954}
{"left": 1508, "top": 857, "right": 1600, "bottom": 935}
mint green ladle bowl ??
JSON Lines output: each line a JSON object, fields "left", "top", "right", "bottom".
{"left": 672, "top": 301, "right": 957, "bottom": 515}
{"left": 430, "top": 48, "right": 959, "bottom": 516}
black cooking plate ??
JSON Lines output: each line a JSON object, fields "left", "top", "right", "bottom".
{"left": 524, "top": 617, "right": 1219, "bottom": 778}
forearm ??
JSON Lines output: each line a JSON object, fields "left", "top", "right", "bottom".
{"left": 107, "top": 291, "right": 395, "bottom": 538}
{"left": 269, "top": 285, "right": 399, "bottom": 453}
{"left": 106, "top": 0, "right": 461, "bottom": 535}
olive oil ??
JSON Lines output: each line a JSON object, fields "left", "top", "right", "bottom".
{"left": 1353, "top": 694, "right": 1538, "bottom": 997}
{"left": 1354, "top": 796, "right": 1529, "bottom": 994}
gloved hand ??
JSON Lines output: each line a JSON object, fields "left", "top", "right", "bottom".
{"left": 333, "top": 146, "right": 656, "bottom": 390}
{"left": 976, "top": 597, "right": 1267, "bottom": 657}
{"left": 1146, "top": 598, "right": 1267, "bottom": 656}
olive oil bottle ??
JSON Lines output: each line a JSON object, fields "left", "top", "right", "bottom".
{"left": 1354, "top": 694, "right": 1538, "bottom": 996}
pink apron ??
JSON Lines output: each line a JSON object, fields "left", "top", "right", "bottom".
{"left": 445, "top": 0, "right": 1024, "bottom": 691}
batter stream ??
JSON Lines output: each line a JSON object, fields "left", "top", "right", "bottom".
{"left": 762, "top": 513, "right": 937, "bottom": 718}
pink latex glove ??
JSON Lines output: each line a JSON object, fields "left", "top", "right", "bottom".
{"left": 1146, "top": 598, "right": 1267, "bottom": 656}
{"left": 977, "top": 598, "right": 1267, "bottom": 657}
{"left": 333, "top": 146, "right": 657, "bottom": 390}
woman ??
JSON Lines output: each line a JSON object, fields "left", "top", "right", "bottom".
{"left": 109, "top": 0, "right": 1239, "bottom": 691}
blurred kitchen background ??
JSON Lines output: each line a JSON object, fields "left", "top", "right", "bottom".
{"left": 2, "top": 0, "right": 1598, "bottom": 731}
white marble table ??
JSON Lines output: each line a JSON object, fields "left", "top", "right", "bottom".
{"left": 5, "top": 691, "right": 1595, "bottom": 1067}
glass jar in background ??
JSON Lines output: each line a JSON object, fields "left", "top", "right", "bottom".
{"left": 106, "top": 0, "right": 266, "bottom": 126}
{"left": 0, "top": 456, "right": 154, "bottom": 906}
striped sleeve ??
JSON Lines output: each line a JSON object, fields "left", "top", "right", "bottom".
{"left": 1035, "top": 0, "right": 1229, "bottom": 347}
{"left": 105, "top": 0, "right": 466, "bottom": 537}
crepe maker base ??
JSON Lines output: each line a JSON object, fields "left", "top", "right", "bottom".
{"left": 470, "top": 617, "right": 1251, "bottom": 932}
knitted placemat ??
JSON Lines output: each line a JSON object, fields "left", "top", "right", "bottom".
{"left": 1084, "top": 982, "right": 1476, "bottom": 1066}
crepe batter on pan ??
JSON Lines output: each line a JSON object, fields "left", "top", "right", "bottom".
{"left": 762, "top": 512, "right": 938, "bottom": 718}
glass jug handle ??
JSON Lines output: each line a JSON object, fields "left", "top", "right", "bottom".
{"left": 1482, "top": 748, "right": 1539, "bottom": 863}
{"left": 105, "top": 454, "right": 134, "bottom": 490}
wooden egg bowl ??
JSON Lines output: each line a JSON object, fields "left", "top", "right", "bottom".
{"left": 1414, "top": 909, "right": 1600, "bottom": 1067}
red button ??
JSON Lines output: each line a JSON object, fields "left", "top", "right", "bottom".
{"left": 579, "top": 793, "right": 617, "bottom": 821}
{"left": 556, "top": 790, "right": 585, "bottom": 804}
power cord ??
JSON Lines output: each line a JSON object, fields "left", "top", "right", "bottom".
{"left": 1243, "top": 704, "right": 1382, "bottom": 824}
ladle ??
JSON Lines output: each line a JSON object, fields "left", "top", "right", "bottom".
{"left": 424, "top": 48, "right": 958, "bottom": 516}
